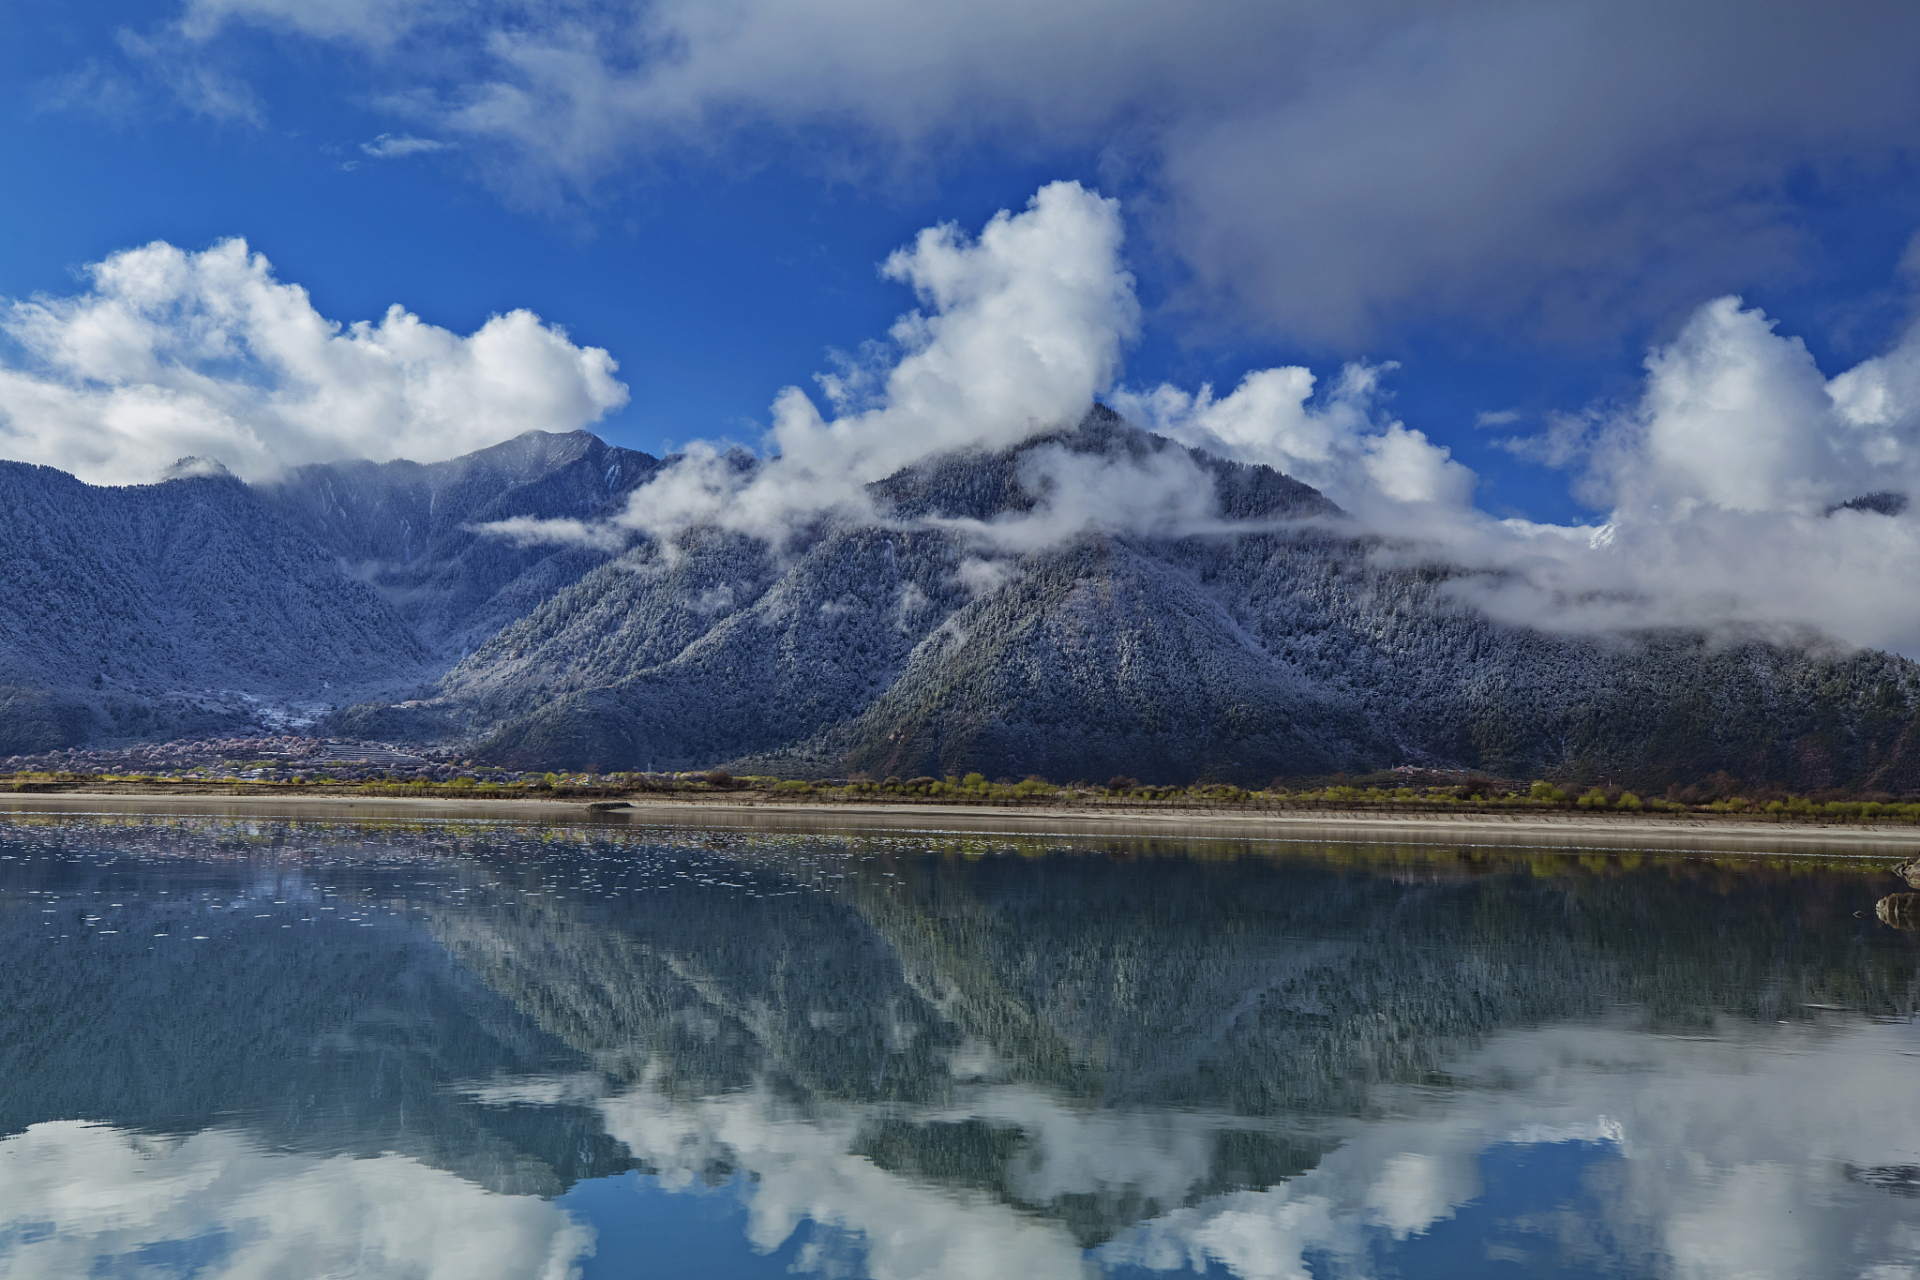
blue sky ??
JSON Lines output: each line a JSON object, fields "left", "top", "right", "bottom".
{"left": 4, "top": 1, "right": 1920, "bottom": 534}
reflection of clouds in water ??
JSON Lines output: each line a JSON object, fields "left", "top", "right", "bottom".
{"left": 25, "top": 1024, "right": 1910, "bottom": 1280}
{"left": 1109, "top": 1020, "right": 1920, "bottom": 1280}
{"left": 591, "top": 1070, "right": 1332, "bottom": 1278}
{"left": 587, "top": 1020, "right": 1920, "bottom": 1280}
{"left": 0, "top": 1121, "right": 593, "bottom": 1280}
{"left": 594, "top": 1081, "right": 1095, "bottom": 1280}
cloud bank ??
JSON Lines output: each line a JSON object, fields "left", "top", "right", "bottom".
{"left": 470, "top": 177, "right": 1920, "bottom": 657}
{"left": 1130, "top": 285, "right": 1920, "bottom": 655}
{"left": 171, "top": 0, "right": 1920, "bottom": 345}
{"left": 0, "top": 238, "right": 626, "bottom": 485}
{"left": 1106, "top": 1020, "right": 1920, "bottom": 1280}
{"left": 1449, "top": 295, "right": 1920, "bottom": 653}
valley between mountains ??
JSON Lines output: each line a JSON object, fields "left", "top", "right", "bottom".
{"left": 5, "top": 406, "right": 1920, "bottom": 792}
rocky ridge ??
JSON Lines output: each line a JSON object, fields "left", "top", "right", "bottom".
{"left": 258, "top": 429, "right": 661, "bottom": 658}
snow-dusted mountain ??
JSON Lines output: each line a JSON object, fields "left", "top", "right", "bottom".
{"left": 0, "top": 460, "right": 427, "bottom": 754}
{"left": 0, "top": 429, "right": 654, "bottom": 756}
{"left": 258, "top": 429, "right": 661, "bottom": 659}
{"left": 5, "top": 410, "right": 1920, "bottom": 788}
{"left": 423, "top": 409, "right": 1920, "bottom": 788}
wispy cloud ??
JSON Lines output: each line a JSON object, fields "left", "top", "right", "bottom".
{"left": 180, "top": 0, "right": 442, "bottom": 47}
{"left": 360, "top": 132, "right": 452, "bottom": 159}
{"left": 35, "top": 28, "right": 265, "bottom": 127}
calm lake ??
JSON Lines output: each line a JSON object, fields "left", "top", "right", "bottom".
{"left": 2, "top": 812, "right": 1918, "bottom": 1279}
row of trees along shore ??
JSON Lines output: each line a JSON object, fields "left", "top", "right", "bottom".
{"left": 8, "top": 765, "right": 1920, "bottom": 822}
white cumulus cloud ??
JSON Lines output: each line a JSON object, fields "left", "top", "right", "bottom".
{"left": 613, "top": 179, "right": 1137, "bottom": 543}
{"left": 1110, "top": 362, "right": 1477, "bottom": 519}
{"left": 0, "top": 237, "right": 627, "bottom": 484}
{"left": 1446, "top": 294, "right": 1920, "bottom": 653}
{"left": 563, "top": 180, "right": 1470, "bottom": 557}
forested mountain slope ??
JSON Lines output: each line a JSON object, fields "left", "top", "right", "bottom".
{"left": 259, "top": 429, "right": 661, "bottom": 658}
{"left": 0, "top": 461, "right": 427, "bottom": 754}
{"left": 428, "top": 408, "right": 1920, "bottom": 789}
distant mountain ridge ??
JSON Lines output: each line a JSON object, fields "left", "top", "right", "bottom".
{"left": 4, "top": 410, "right": 1920, "bottom": 790}
{"left": 259, "top": 430, "right": 661, "bottom": 658}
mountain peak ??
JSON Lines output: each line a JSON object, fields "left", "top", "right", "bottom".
{"left": 869, "top": 403, "right": 1339, "bottom": 524}
{"left": 160, "top": 456, "right": 234, "bottom": 482}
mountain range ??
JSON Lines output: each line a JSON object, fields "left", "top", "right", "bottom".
{"left": 5, "top": 406, "right": 1920, "bottom": 790}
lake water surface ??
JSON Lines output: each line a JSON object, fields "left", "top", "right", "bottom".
{"left": 1, "top": 812, "right": 1917, "bottom": 1279}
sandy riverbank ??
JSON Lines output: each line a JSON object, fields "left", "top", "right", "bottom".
{"left": 3, "top": 789, "right": 1918, "bottom": 858}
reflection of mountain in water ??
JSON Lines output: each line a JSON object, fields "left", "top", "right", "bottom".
{"left": 4, "top": 818, "right": 1917, "bottom": 1259}
{"left": 0, "top": 826, "right": 631, "bottom": 1196}
{"left": 420, "top": 834, "right": 1920, "bottom": 1244}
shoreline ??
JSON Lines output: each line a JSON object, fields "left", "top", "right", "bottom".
{"left": 3, "top": 789, "right": 1918, "bottom": 858}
